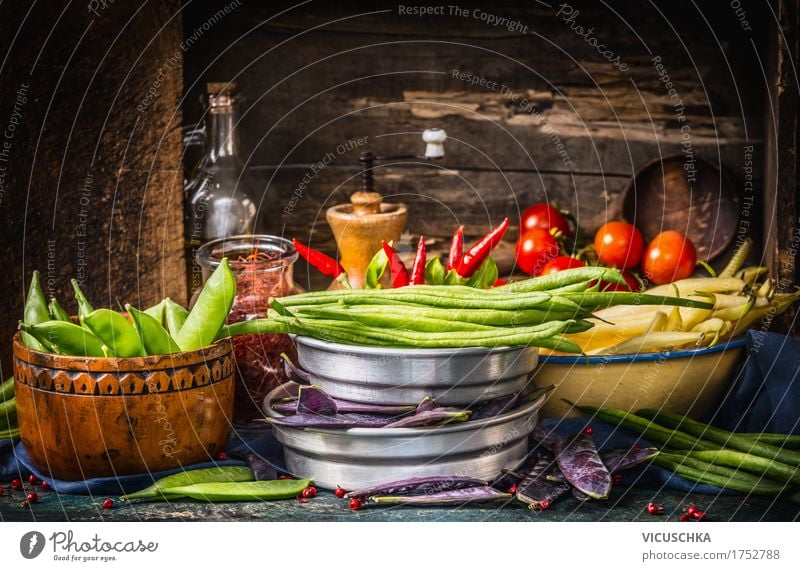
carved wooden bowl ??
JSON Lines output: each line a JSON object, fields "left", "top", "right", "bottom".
{"left": 12, "top": 333, "right": 234, "bottom": 480}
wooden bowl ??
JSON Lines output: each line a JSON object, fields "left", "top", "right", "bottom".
{"left": 12, "top": 333, "right": 234, "bottom": 480}
{"left": 621, "top": 155, "right": 739, "bottom": 260}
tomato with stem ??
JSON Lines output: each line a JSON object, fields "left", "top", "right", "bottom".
{"left": 520, "top": 203, "right": 571, "bottom": 237}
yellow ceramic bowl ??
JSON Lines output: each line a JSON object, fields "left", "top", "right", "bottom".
{"left": 535, "top": 338, "right": 747, "bottom": 420}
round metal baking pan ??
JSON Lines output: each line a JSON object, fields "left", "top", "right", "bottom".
{"left": 294, "top": 335, "right": 539, "bottom": 406}
{"left": 265, "top": 382, "right": 544, "bottom": 490}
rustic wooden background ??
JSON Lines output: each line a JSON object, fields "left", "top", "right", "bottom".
{"left": 0, "top": 2, "right": 184, "bottom": 374}
{"left": 182, "top": 0, "right": 768, "bottom": 283}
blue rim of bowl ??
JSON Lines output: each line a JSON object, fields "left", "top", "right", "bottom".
{"left": 539, "top": 336, "right": 747, "bottom": 364}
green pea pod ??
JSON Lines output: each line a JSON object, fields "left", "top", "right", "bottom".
{"left": 164, "top": 297, "right": 189, "bottom": 337}
{"left": 365, "top": 247, "right": 389, "bottom": 289}
{"left": 143, "top": 299, "right": 166, "bottom": 324}
{"left": 81, "top": 309, "right": 146, "bottom": 357}
{"left": 126, "top": 304, "right": 181, "bottom": 356}
{"left": 19, "top": 321, "right": 107, "bottom": 357}
{"left": 123, "top": 466, "right": 254, "bottom": 500}
{"left": 0, "top": 376, "right": 14, "bottom": 402}
{"left": 175, "top": 258, "right": 236, "bottom": 351}
{"left": 153, "top": 478, "right": 313, "bottom": 502}
{"left": 48, "top": 297, "right": 71, "bottom": 322}
{"left": 22, "top": 271, "right": 52, "bottom": 351}
{"left": 424, "top": 257, "right": 445, "bottom": 285}
{"left": 70, "top": 279, "right": 95, "bottom": 318}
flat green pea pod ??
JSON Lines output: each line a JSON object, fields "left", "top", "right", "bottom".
{"left": 48, "top": 297, "right": 71, "bottom": 322}
{"left": 126, "top": 304, "right": 181, "bottom": 356}
{"left": 81, "top": 309, "right": 145, "bottom": 357}
{"left": 123, "top": 466, "right": 254, "bottom": 501}
{"left": 22, "top": 271, "right": 52, "bottom": 351}
{"left": 19, "top": 321, "right": 107, "bottom": 357}
{"left": 143, "top": 299, "right": 166, "bottom": 324}
{"left": 153, "top": 478, "right": 313, "bottom": 502}
{"left": 70, "top": 278, "right": 95, "bottom": 318}
{"left": 164, "top": 297, "right": 189, "bottom": 337}
{"left": 175, "top": 258, "right": 236, "bottom": 351}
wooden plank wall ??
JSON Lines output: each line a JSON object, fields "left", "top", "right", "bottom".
{"left": 183, "top": 0, "right": 767, "bottom": 274}
{"left": 0, "top": 2, "right": 185, "bottom": 374}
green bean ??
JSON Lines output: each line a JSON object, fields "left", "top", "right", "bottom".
{"left": 0, "top": 397, "right": 17, "bottom": 431}
{"left": 653, "top": 454, "right": 788, "bottom": 495}
{"left": 548, "top": 281, "right": 592, "bottom": 293}
{"left": 20, "top": 321, "right": 107, "bottom": 357}
{"left": 558, "top": 292, "right": 714, "bottom": 311}
{"left": 635, "top": 409, "right": 800, "bottom": 466}
{"left": 293, "top": 308, "right": 498, "bottom": 332}
{"left": 123, "top": 466, "right": 254, "bottom": 500}
{"left": 143, "top": 299, "right": 166, "bottom": 324}
{"left": 70, "top": 278, "right": 95, "bottom": 318}
{"left": 175, "top": 258, "right": 236, "bottom": 351}
{"left": 739, "top": 433, "right": 800, "bottom": 450}
{"left": 164, "top": 297, "right": 189, "bottom": 337}
{"left": 0, "top": 376, "right": 15, "bottom": 402}
{"left": 48, "top": 297, "right": 71, "bottom": 322}
{"left": 686, "top": 450, "right": 800, "bottom": 486}
{"left": 82, "top": 309, "right": 146, "bottom": 358}
{"left": 150, "top": 479, "right": 313, "bottom": 502}
{"left": 498, "top": 267, "right": 626, "bottom": 292}
{"left": 22, "top": 271, "right": 52, "bottom": 351}
{"left": 571, "top": 404, "right": 717, "bottom": 451}
{"left": 0, "top": 427, "right": 20, "bottom": 440}
{"left": 126, "top": 304, "right": 181, "bottom": 355}
{"left": 285, "top": 292, "right": 556, "bottom": 311}
{"left": 658, "top": 452, "right": 786, "bottom": 487}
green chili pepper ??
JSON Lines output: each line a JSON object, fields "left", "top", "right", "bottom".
{"left": 48, "top": 297, "right": 71, "bottom": 322}
{"left": 70, "top": 278, "right": 95, "bottom": 318}
{"left": 174, "top": 258, "right": 236, "bottom": 351}
{"left": 150, "top": 479, "right": 313, "bottom": 502}
{"left": 126, "top": 304, "right": 181, "bottom": 355}
{"left": 143, "top": 299, "right": 166, "bottom": 324}
{"left": 123, "top": 466, "right": 254, "bottom": 500}
{"left": 22, "top": 271, "right": 52, "bottom": 351}
{"left": 164, "top": 297, "right": 189, "bottom": 337}
{"left": 81, "top": 309, "right": 146, "bottom": 357}
{"left": 19, "top": 321, "right": 107, "bottom": 357}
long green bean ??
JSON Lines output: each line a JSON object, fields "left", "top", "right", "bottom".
{"left": 740, "top": 433, "right": 800, "bottom": 450}
{"left": 636, "top": 409, "right": 800, "bottom": 466}
{"left": 498, "top": 267, "right": 626, "bottom": 292}
{"left": 558, "top": 292, "right": 714, "bottom": 311}
{"left": 686, "top": 450, "right": 800, "bottom": 486}
{"left": 658, "top": 452, "right": 787, "bottom": 487}
{"left": 653, "top": 455, "right": 788, "bottom": 495}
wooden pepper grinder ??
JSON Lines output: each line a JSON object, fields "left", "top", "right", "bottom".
{"left": 326, "top": 129, "right": 447, "bottom": 288}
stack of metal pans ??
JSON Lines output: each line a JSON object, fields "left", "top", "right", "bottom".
{"left": 263, "top": 336, "right": 544, "bottom": 489}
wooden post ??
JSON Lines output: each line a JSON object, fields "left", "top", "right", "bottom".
{"left": 0, "top": 2, "right": 185, "bottom": 374}
{"left": 763, "top": 0, "right": 800, "bottom": 333}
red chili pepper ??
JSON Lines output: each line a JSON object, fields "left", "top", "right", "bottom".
{"left": 293, "top": 239, "right": 345, "bottom": 278}
{"left": 456, "top": 218, "right": 509, "bottom": 278}
{"left": 492, "top": 278, "right": 508, "bottom": 287}
{"left": 410, "top": 236, "right": 427, "bottom": 285}
{"left": 447, "top": 225, "right": 464, "bottom": 271}
{"left": 382, "top": 241, "right": 410, "bottom": 288}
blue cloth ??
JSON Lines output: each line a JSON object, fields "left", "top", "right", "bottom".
{"left": 2, "top": 330, "right": 799, "bottom": 495}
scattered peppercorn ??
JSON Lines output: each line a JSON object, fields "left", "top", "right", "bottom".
{"left": 301, "top": 486, "right": 317, "bottom": 499}
{"left": 692, "top": 511, "right": 707, "bottom": 521}
{"left": 296, "top": 496, "right": 308, "bottom": 504}
{"left": 27, "top": 474, "right": 39, "bottom": 485}
{"left": 215, "top": 451, "right": 228, "bottom": 461}
{"left": 26, "top": 492, "right": 39, "bottom": 503}
{"left": 539, "top": 500, "right": 551, "bottom": 510}
{"left": 584, "top": 426, "right": 593, "bottom": 435}
{"left": 40, "top": 481, "right": 50, "bottom": 491}
{"left": 613, "top": 474, "right": 623, "bottom": 486}
{"left": 507, "top": 483, "right": 518, "bottom": 494}
{"left": 349, "top": 498, "right": 362, "bottom": 511}
{"left": 10, "top": 478, "right": 22, "bottom": 491}
{"left": 334, "top": 486, "right": 346, "bottom": 498}
{"left": 0, "top": 485, "right": 5, "bottom": 496}
{"left": 646, "top": 502, "right": 664, "bottom": 515}
{"left": 679, "top": 514, "right": 692, "bottom": 522}
{"left": 686, "top": 504, "right": 698, "bottom": 517}
{"left": 102, "top": 498, "right": 114, "bottom": 509}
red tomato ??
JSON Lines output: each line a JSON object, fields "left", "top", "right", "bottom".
{"left": 520, "top": 203, "right": 571, "bottom": 237}
{"left": 593, "top": 222, "right": 644, "bottom": 270}
{"left": 540, "top": 256, "right": 586, "bottom": 275}
{"left": 515, "top": 228, "right": 560, "bottom": 276}
{"left": 641, "top": 231, "right": 697, "bottom": 285}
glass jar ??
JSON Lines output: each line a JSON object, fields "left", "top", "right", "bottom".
{"left": 196, "top": 235, "right": 302, "bottom": 425}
